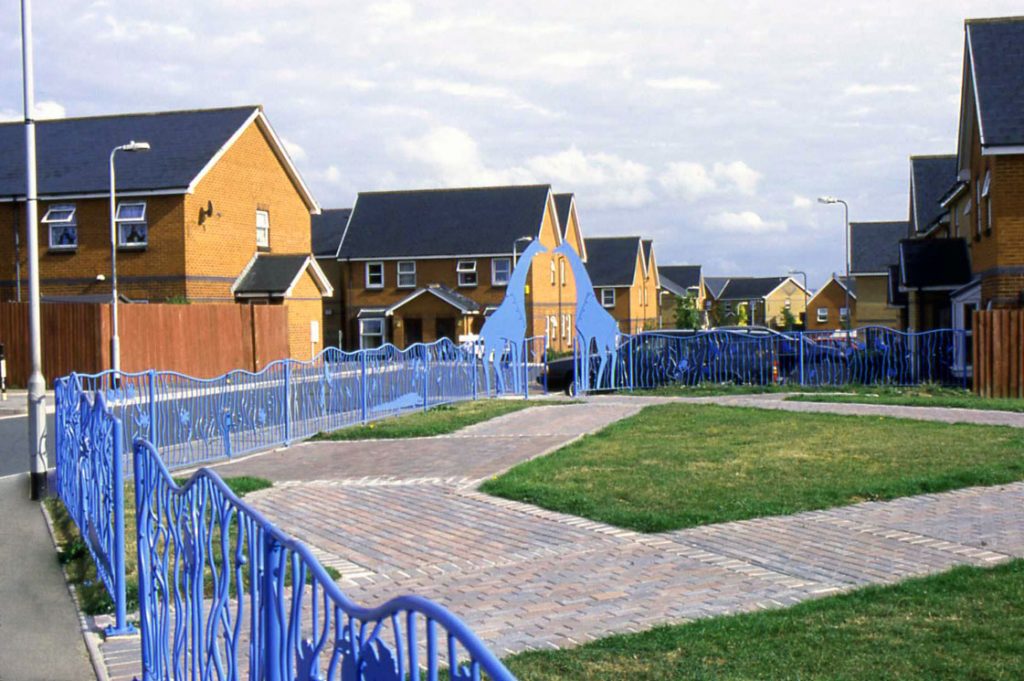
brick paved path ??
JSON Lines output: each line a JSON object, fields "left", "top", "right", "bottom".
{"left": 98, "top": 398, "right": 1024, "bottom": 678}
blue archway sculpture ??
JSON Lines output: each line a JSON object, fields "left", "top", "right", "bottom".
{"left": 556, "top": 242, "right": 620, "bottom": 392}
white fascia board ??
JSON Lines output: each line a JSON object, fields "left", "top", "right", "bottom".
{"left": 0, "top": 188, "right": 187, "bottom": 202}
{"left": 283, "top": 255, "right": 334, "bottom": 298}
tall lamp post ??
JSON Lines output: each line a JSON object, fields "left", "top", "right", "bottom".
{"left": 817, "top": 196, "right": 851, "bottom": 331}
{"left": 511, "top": 235, "right": 533, "bottom": 267}
{"left": 21, "top": 0, "right": 47, "bottom": 499}
{"left": 109, "top": 141, "right": 150, "bottom": 376}
{"left": 787, "top": 269, "right": 808, "bottom": 327}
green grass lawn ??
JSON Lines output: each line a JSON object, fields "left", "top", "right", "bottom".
{"left": 634, "top": 383, "right": 800, "bottom": 397}
{"left": 505, "top": 560, "right": 1024, "bottom": 680}
{"left": 312, "top": 399, "right": 572, "bottom": 440}
{"left": 786, "top": 385, "right": 1024, "bottom": 413}
{"left": 481, "top": 403, "right": 1024, "bottom": 532}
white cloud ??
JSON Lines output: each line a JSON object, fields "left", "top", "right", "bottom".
{"left": 412, "top": 79, "right": 556, "bottom": 116}
{"left": 659, "top": 160, "right": 761, "bottom": 200}
{"left": 212, "top": 29, "right": 265, "bottom": 50}
{"left": 843, "top": 83, "right": 920, "bottom": 96}
{"left": 0, "top": 100, "right": 66, "bottom": 121}
{"left": 792, "top": 195, "right": 812, "bottom": 208}
{"left": 707, "top": 211, "right": 786, "bottom": 234}
{"left": 526, "top": 147, "right": 653, "bottom": 207}
{"left": 367, "top": 0, "right": 414, "bottom": 24}
{"left": 281, "top": 138, "right": 307, "bottom": 161}
{"left": 645, "top": 76, "right": 721, "bottom": 92}
{"left": 658, "top": 162, "right": 716, "bottom": 201}
{"left": 393, "top": 126, "right": 532, "bottom": 187}
{"left": 712, "top": 161, "right": 761, "bottom": 196}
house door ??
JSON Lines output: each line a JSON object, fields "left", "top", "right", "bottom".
{"left": 435, "top": 317, "right": 456, "bottom": 342}
{"left": 405, "top": 318, "right": 423, "bottom": 346}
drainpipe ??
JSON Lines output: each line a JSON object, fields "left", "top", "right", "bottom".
{"left": 12, "top": 198, "right": 21, "bottom": 302}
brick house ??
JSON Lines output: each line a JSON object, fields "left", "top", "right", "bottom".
{"left": 334, "top": 185, "right": 582, "bottom": 351}
{"left": 311, "top": 208, "right": 352, "bottom": 349}
{"left": 583, "top": 236, "right": 660, "bottom": 333}
{"left": 0, "top": 106, "right": 330, "bottom": 359}
{"left": 849, "top": 221, "right": 908, "bottom": 328}
{"left": 708, "top": 276, "right": 808, "bottom": 329}
{"left": 805, "top": 275, "right": 856, "bottom": 331}
{"left": 657, "top": 265, "right": 706, "bottom": 328}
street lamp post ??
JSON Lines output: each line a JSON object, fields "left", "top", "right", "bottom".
{"left": 21, "top": 0, "right": 47, "bottom": 500}
{"left": 818, "top": 196, "right": 851, "bottom": 331}
{"left": 109, "top": 141, "right": 150, "bottom": 376}
{"left": 511, "top": 235, "right": 533, "bottom": 268}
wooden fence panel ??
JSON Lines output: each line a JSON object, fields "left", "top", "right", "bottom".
{"left": 0, "top": 302, "right": 295, "bottom": 385}
{"left": 973, "top": 310, "right": 1024, "bottom": 399}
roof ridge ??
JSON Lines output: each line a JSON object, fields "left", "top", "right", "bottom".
{"left": 357, "top": 184, "right": 551, "bottom": 196}
{"left": 0, "top": 104, "right": 260, "bottom": 127}
{"left": 965, "top": 15, "right": 1024, "bottom": 25}
{"left": 909, "top": 153, "right": 956, "bottom": 160}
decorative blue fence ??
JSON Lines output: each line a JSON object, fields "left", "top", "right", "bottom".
{"left": 57, "top": 337, "right": 544, "bottom": 473}
{"left": 134, "top": 438, "right": 516, "bottom": 681}
{"left": 575, "top": 327, "right": 970, "bottom": 392}
{"left": 53, "top": 385, "right": 134, "bottom": 635}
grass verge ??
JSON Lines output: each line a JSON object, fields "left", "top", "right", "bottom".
{"left": 46, "top": 474, "right": 342, "bottom": 618}
{"left": 786, "top": 385, "right": 1024, "bottom": 413}
{"left": 312, "top": 399, "right": 572, "bottom": 440}
{"left": 505, "top": 560, "right": 1024, "bottom": 680}
{"left": 481, "top": 403, "right": 1024, "bottom": 532}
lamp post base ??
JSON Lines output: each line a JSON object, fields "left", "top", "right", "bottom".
{"left": 30, "top": 471, "right": 46, "bottom": 500}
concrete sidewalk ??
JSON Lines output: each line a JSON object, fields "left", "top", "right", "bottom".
{"left": 0, "top": 474, "right": 95, "bottom": 681}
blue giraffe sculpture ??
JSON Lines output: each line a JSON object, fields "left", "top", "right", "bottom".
{"left": 478, "top": 239, "right": 548, "bottom": 395}
{"left": 556, "top": 242, "right": 620, "bottom": 392}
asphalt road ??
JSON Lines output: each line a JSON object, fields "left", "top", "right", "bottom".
{"left": 0, "top": 412, "right": 56, "bottom": 479}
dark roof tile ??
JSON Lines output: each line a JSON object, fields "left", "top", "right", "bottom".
{"left": 584, "top": 237, "right": 641, "bottom": 287}
{"left": 898, "top": 238, "right": 973, "bottom": 290}
{"left": 968, "top": 17, "right": 1024, "bottom": 147}
{"left": 850, "top": 221, "right": 909, "bottom": 274}
{"left": 311, "top": 208, "right": 351, "bottom": 257}
{"left": 911, "top": 155, "right": 957, "bottom": 233}
{"left": 658, "top": 265, "right": 701, "bottom": 291}
{"left": 718, "top": 276, "right": 788, "bottom": 301}
{"left": 234, "top": 254, "right": 310, "bottom": 295}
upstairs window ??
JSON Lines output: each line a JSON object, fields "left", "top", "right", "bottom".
{"left": 457, "top": 260, "right": 477, "bottom": 287}
{"left": 397, "top": 261, "right": 416, "bottom": 288}
{"left": 365, "top": 262, "right": 384, "bottom": 289}
{"left": 975, "top": 180, "right": 983, "bottom": 238}
{"left": 115, "top": 201, "right": 147, "bottom": 248}
{"left": 817, "top": 308, "right": 829, "bottom": 323}
{"left": 550, "top": 259, "right": 556, "bottom": 285}
{"left": 982, "top": 171, "right": 992, "bottom": 234}
{"left": 42, "top": 204, "right": 77, "bottom": 250}
{"left": 601, "top": 288, "right": 616, "bottom": 308}
{"left": 491, "top": 258, "right": 511, "bottom": 286}
{"left": 839, "top": 307, "right": 850, "bottom": 322}
{"left": 560, "top": 258, "right": 567, "bottom": 286}
{"left": 256, "top": 210, "right": 270, "bottom": 249}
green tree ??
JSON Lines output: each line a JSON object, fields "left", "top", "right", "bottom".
{"left": 674, "top": 293, "right": 701, "bottom": 330}
{"left": 781, "top": 306, "right": 797, "bottom": 331}
{"left": 735, "top": 302, "right": 749, "bottom": 326}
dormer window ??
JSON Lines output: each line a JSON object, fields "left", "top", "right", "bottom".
{"left": 115, "top": 201, "right": 148, "bottom": 248}
{"left": 42, "top": 204, "right": 77, "bottom": 250}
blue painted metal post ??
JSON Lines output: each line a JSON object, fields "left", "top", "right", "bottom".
{"left": 359, "top": 350, "right": 368, "bottom": 423}
{"left": 629, "top": 336, "right": 635, "bottom": 391}
{"left": 147, "top": 369, "right": 157, "bottom": 449}
{"left": 106, "top": 419, "right": 135, "bottom": 635}
{"left": 261, "top": 533, "right": 283, "bottom": 681}
{"left": 283, "top": 362, "right": 292, "bottom": 445}
{"left": 523, "top": 339, "right": 529, "bottom": 400}
{"left": 799, "top": 333, "right": 805, "bottom": 386}
{"left": 543, "top": 335, "right": 549, "bottom": 394}
{"left": 422, "top": 349, "right": 430, "bottom": 411}
{"left": 472, "top": 342, "right": 478, "bottom": 400}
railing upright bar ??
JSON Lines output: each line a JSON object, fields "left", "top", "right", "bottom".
{"left": 147, "top": 369, "right": 157, "bottom": 449}
{"left": 283, "top": 362, "right": 292, "bottom": 445}
{"left": 423, "top": 347, "right": 430, "bottom": 412}
{"left": 360, "top": 350, "right": 368, "bottom": 423}
{"left": 106, "top": 417, "right": 134, "bottom": 636}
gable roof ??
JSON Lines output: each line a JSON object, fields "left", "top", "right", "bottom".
{"left": 717, "top": 276, "right": 789, "bottom": 301}
{"left": 850, "top": 221, "right": 909, "bottom": 274}
{"left": 338, "top": 185, "right": 553, "bottom": 259}
{"left": 311, "top": 208, "right": 352, "bottom": 258}
{"left": 232, "top": 254, "right": 333, "bottom": 298}
{"left": 554, "top": 193, "right": 573, "bottom": 237}
{"left": 910, "top": 155, "right": 957, "bottom": 234}
{"left": 704, "top": 276, "right": 730, "bottom": 299}
{"left": 584, "top": 237, "right": 642, "bottom": 287}
{"left": 898, "top": 238, "right": 973, "bottom": 291}
{"left": 385, "top": 284, "right": 480, "bottom": 316}
{"left": 0, "top": 106, "right": 318, "bottom": 210}
{"left": 808, "top": 275, "right": 857, "bottom": 306}
{"left": 658, "top": 265, "right": 702, "bottom": 292}
{"left": 966, "top": 17, "right": 1024, "bottom": 149}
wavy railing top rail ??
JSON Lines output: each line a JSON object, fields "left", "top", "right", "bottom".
{"left": 632, "top": 326, "right": 964, "bottom": 341}
{"left": 134, "top": 438, "right": 516, "bottom": 681}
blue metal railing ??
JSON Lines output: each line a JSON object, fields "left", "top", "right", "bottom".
{"left": 57, "top": 337, "right": 545, "bottom": 473}
{"left": 53, "top": 386, "right": 134, "bottom": 635}
{"left": 576, "top": 327, "right": 971, "bottom": 392}
{"left": 134, "top": 438, "right": 516, "bottom": 681}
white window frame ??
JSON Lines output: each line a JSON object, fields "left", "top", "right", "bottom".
{"left": 491, "top": 258, "right": 511, "bottom": 286}
{"left": 397, "top": 261, "right": 416, "bottom": 288}
{"left": 784, "top": 298, "right": 792, "bottom": 310}
{"left": 457, "top": 260, "right": 478, "bottom": 287}
{"left": 359, "top": 318, "right": 386, "bottom": 348}
{"left": 365, "top": 261, "right": 384, "bottom": 289}
{"left": 601, "top": 288, "right": 616, "bottom": 308}
{"left": 817, "top": 307, "right": 829, "bottom": 323}
{"left": 839, "top": 307, "right": 850, "bottom": 322}
{"left": 256, "top": 209, "right": 270, "bottom": 249}
{"left": 975, "top": 180, "right": 983, "bottom": 237}
{"left": 982, "top": 171, "right": 992, "bottom": 233}
{"left": 550, "top": 259, "right": 556, "bottom": 285}
{"left": 116, "top": 201, "right": 148, "bottom": 248}
{"left": 560, "top": 258, "right": 567, "bottom": 287}
{"left": 42, "top": 203, "right": 78, "bottom": 250}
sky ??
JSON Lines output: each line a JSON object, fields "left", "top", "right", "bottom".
{"left": 1, "top": 0, "right": 1021, "bottom": 286}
